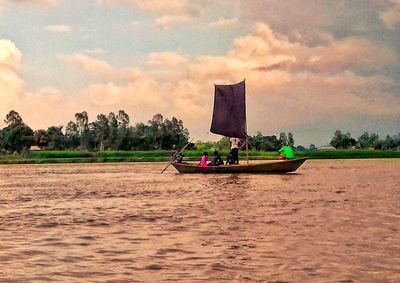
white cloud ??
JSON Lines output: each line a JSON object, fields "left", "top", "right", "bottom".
{"left": 0, "top": 39, "right": 22, "bottom": 71}
{"left": 209, "top": 17, "right": 238, "bottom": 29}
{"left": 45, "top": 25, "right": 71, "bottom": 33}
{"left": 0, "top": 39, "right": 24, "bottom": 122}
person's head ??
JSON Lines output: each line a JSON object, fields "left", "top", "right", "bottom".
{"left": 203, "top": 151, "right": 208, "bottom": 156}
{"left": 213, "top": 151, "right": 218, "bottom": 156}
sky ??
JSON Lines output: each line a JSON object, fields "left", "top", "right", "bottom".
{"left": 0, "top": 0, "right": 399, "bottom": 147}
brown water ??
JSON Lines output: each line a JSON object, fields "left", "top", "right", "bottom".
{"left": 0, "top": 159, "right": 399, "bottom": 282}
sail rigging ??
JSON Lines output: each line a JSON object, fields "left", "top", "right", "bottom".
{"left": 210, "top": 80, "right": 246, "bottom": 139}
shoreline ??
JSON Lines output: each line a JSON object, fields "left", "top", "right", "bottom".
{"left": 1, "top": 149, "right": 400, "bottom": 164}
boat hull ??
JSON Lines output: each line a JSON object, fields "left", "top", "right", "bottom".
{"left": 172, "top": 158, "right": 307, "bottom": 174}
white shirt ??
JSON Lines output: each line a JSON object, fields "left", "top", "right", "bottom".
{"left": 230, "top": 137, "right": 240, "bottom": 149}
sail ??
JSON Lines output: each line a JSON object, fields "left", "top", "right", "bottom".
{"left": 210, "top": 80, "right": 246, "bottom": 139}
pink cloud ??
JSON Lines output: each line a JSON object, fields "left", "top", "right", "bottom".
{"left": 2, "top": 18, "right": 399, "bottom": 145}
{"left": 0, "top": 39, "right": 25, "bottom": 125}
{"left": 60, "top": 53, "right": 113, "bottom": 75}
{"left": 59, "top": 53, "right": 141, "bottom": 81}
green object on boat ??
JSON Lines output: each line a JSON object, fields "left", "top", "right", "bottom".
{"left": 279, "top": 146, "right": 295, "bottom": 159}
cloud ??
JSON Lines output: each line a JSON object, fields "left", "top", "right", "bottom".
{"left": 98, "top": 0, "right": 200, "bottom": 30}
{"left": 0, "top": 39, "right": 75, "bottom": 129}
{"left": 83, "top": 48, "right": 105, "bottom": 55}
{"left": 45, "top": 25, "right": 71, "bottom": 33}
{"left": 379, "top": 0, "right": 400, "bottom": 30}
{"left": 209, "top": 17, "right": 238, "bottom": 29}
{"left": 153, "top": 14, "right": 194, "bottom": 30}
{"left": 228, "top": 23, "right": 398, "bottom": 74}
{"left": 32, "top": 23, "right": 400, "bottom": 142}
{"left": 0, "top": 39, "right": 24, "bottom": 122}
{"left": 79, "top": 76, "right": 171, "bottom": 123}
{"left": 59, "top": 53, "right": 141, "bottom": 81}
{"left": 60, "top": 53, "right": 113, "bottom": 75}
{"left": 0, "top": 39, "right": 22, "bottom": 71}
{"left": 3, "top": 0, "right": 56, "bottom": 6}
{"left": 2, "top": 16, "right": 399, "bottom": 145}
{"left": 147, "top": 51, "right": 188, "bottom": 66}
{"left": 98, "top": 0, "right": 200, "bottom": 16}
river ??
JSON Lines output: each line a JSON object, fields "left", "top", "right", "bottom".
{"left": 0, "top": 159, "right": 399, "bottom": 282}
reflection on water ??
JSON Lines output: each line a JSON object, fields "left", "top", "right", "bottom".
{"left": 0, "top": 160, "right": 399, "bottom": 282}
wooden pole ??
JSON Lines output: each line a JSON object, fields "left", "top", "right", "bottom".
{"left": 161, "top": 138, "right": 194, "bottom": 173}
{"left": 246, "top": 136, "right": 249, "bottom": 165}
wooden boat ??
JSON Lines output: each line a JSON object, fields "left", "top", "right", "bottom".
{"left": 169, "top": 80, "right": 307, "bottom": 174}
{"left": 172, "top": 158, "right": 307, "bottom": 174}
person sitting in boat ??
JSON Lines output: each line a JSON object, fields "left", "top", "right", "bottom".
{"left": 208, "top": 151, "right": 223, "bottom": 166}
{"left": 199, "top": 151, "right": 208, "bottom": 167}
{"left": 279, "top": 146, "right": 295, "bottom": 160}
{"left": 175, "top": 153, "right": 184, "bottom": 163}
{"left": 226, "top": 153, "right": 234, "bottom": 165}
{"left": 229, "top": 137, "right": 241, "bottom": 164}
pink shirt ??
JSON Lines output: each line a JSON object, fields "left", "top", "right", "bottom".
{"left": 200, "top": 155, "right": 208, "bottom": 167}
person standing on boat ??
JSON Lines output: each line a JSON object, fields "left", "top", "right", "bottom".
{"left": 229, "top": 137, "right": 240, "bottom": 164}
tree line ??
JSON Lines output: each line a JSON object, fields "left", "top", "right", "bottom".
{"left": 1, "top": 110, "right": 399, "bottom": 154}
{"left": 199, "top": 132, "right": 296, "bottom": 152}
{"left": 0, "top": 110, "right": 190, "bottom": 153}
{"left": 329, "top": 130, "right": 400, "bottom": 150}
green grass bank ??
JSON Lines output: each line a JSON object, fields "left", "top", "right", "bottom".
{"left": 0, "top": 149, "right": 399, "bottom": 164}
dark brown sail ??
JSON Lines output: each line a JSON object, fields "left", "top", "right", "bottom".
{"left": 210, "top": 80, "right": 246, "bottom": 139}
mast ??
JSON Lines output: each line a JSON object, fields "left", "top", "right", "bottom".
{"left": 245, "top": 79, "right": 249, "bottom": 165}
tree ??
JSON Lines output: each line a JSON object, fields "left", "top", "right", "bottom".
{"left": 330, "top": 130, "right": 356, "bottom": 149}
{"left": 107, "top": 112, "right": 118, "bottom": 149}
{"left": 288, "top": 132, "right": 294, "bottom": 148}
{"left": 369, "top": 133, "right": 381, "bottom": 149}
{"left": 35, "top": 129, "right": 48, "bottom": 149}
{"left": 1, "top": 111, "right": 34, "bottom": 153}
{"left": 279, "top": 132, "right": 288, "bottom": 147}
{"left": 94, "top": 114, "right": 110, "bottom": 151}
{"left": 382, "top": 135, "right": 395, "bottom": 150}
{"left": 4, "top": 110, "right": 23, "bottom": 126}
{"left": 46, "top": 126, "right": 65, "bottom": 150}
{"left": 249, "top": 132, "right": 281, "bottom": 151}
{"left": 65, "top": 121, "right": 80, "bottom": 149}
{"left": 357, "top": 132, "right": 370, "bottom": 149}
{"left": 215, "top": 137, "right": 230, "bottom": 151}
{"left": 296, "top": 145, "right": 306, "bottom": 151}
{"left": 117, "top": 110, "right": 129, "bottom": 126}
{"left": 330, "top": 130, "right": 343, "bottom": 148}
{"left": 75, "top": 111, "right": 89, "bottom": 150}
{"left": 149, "top": 114, "right": 164, "bottom": 149}
{"left": 0, "top": 123, "right": 34, "bottom": 153}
